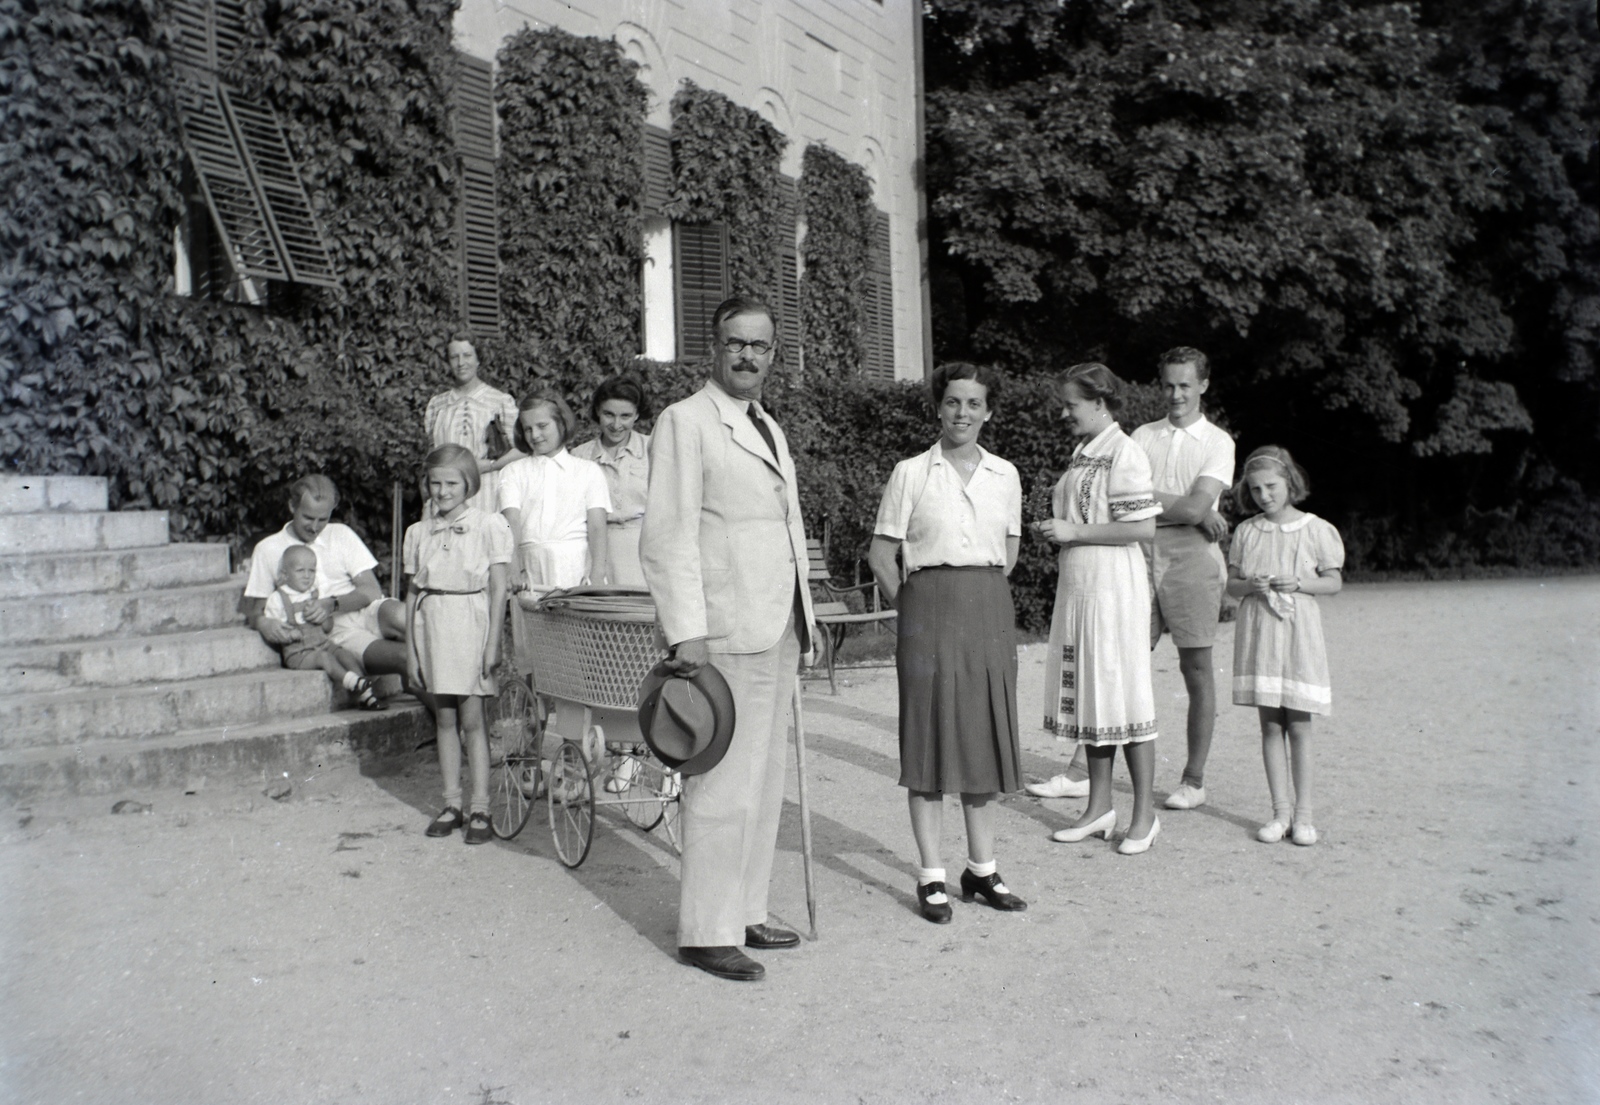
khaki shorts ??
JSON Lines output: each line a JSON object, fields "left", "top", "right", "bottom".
{"left": 1146, "top": 526, "right": 1226, "bottom": 650}
{"left": 327, "top": 600, "right": 385, "bottom": 658}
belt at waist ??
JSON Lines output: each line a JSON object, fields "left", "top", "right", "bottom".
{"left": 606, "top": 517, "right": 643, "bottom": 528}
{"left": 417, "top": 587, "right": 486, "bottom": 596}
{"left": 908, "top": 564, "right": 1003, "bottom": 575}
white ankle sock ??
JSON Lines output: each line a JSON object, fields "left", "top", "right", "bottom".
{"left": 966, "top": 859, "right": 996, "bottom": 878}
{"left": 342, "top": 671, "right": 361, "bottom": 691}
{"left": 916, "top": 867, "right": 947, "bottom": 904}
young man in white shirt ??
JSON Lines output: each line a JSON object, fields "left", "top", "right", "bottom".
{"left": 1130, "top": 347, "right": 1236, "bottom": 811}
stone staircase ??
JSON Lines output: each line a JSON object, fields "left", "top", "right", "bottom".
{"left": 0, "top": 475, "right": 427, "bottom": 801}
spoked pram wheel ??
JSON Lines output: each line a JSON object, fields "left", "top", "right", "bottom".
{"left": 615, "top": 747, "right": 667, "bottom": 832}
{"left": 547, "top": 739, "right": 595, "bottom": 867}
{"left": 488, "top": 678, "right": 539, "bottom": 840}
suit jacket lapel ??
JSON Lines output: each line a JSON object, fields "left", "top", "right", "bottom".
{"left": 707, "top": 384, "right": 783, "bottom": 475}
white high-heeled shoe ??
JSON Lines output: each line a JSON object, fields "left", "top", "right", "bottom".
{"left": 1117, "top": 817, "right": 1161, "bottom": 855}
{"left": 1051, "top": 808, "right": 1116, "bottom": 843}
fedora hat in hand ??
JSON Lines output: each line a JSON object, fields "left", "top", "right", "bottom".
{"left": 637, "top": 661, "right": 737, "bottom": 776}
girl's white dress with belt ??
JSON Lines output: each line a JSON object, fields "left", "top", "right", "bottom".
{"left": 1044, "top": 423, "right": 1164, "bottom": 745}
{"left": 424, "top": 381, "right": 518, "bottom": 512}
{"left": 402, "top": 506, "right": 513, "bottom": 697}
{"left": 1228, "top": 513, "right": 1345, "bottom": 715}
{"left": 570, "top": 431, "right": 650, "bottom": 587}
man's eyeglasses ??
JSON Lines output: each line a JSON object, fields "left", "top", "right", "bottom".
{"left": 720, "top": 338, "right": 774, "bottom": 356}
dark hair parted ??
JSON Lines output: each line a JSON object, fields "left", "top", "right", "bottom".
{"left": 709, "top": 295, "right": 777, "bottom": 340}
{"left": 423, "top": 443, "right": 482, "bottom": 499}
{"left": 288, "top": 474, "right": 339, "bottom": 510}
{"left": 1058, "top": 362, "right": 1125, "bottom": 414}
{"left": 929, "top": 361, "right": 1004, "bottom": 410}
{"left": 1157, "top": 345, "right": 1210, "bottom": 382}
{"left": 1234, "top": 445, "right": 1311, "bottom": 513}
{"left": 590, "top": 372, "right": 651, "bottom": 422}
{"left": 514, "top": 389, "right": 578, "bottom": 452}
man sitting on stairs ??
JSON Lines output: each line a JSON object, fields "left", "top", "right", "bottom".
{"left": 242, "top": 475, "right": 431, "bottom": 713}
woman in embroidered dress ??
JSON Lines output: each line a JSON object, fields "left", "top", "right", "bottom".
{"left": 570, "top": 373, "right": 651, "bottom": 587}
{"left": 866, "top": 361, "right": 1028, "bottom": 924}
{"left": 423, "top": 336, "right": 523, "bottom": 512}
{"left": 1032, "top": 363, "right": 1165, "bottom": 855}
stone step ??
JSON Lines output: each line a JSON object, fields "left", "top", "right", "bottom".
{"left": 1, "top": 578, "right": 246, "bottom": 646}
{"left": 0, "top": 699, "right": 432, "bottom": 801}
{"left": 0, "top": 627, "right": 280, "bottom": 695}
{"left": 0, "top": 543, "right": 232, "bottom": 600}
{"left": 0, "top": 510, "right": 168, "bottom": 556}
{"left": 0, "top": 475, "right": 108, "bottom": 514}
{"left": 0, "top": 668, "right": 333, "bottom": 751}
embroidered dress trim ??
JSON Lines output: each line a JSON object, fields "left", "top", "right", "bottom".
{"left": 1068, "top": 453, "right": 1113, "bottom": 524}
{"left": 1043, "top": 717, "right": 1160, "bottom": 740}
{"left": 1110, "top": 496, "right": 1159, "bottom": 520}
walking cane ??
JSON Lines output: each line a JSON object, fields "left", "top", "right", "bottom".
{"left": 792, "top": 674, "right": 818, "bottom": 939}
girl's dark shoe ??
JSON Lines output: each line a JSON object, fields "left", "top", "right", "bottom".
{"left": 960, "top": 869, "right": 1028, "bottom": 911}
{"left": 353, "top": 676, "right": 388, "bottom": 711}
{"left": 917, "top": 881, "right": 953, "bottom": 924}
{"left": 463, "top": 812, "right": 493, "bottom": 845}
{"left": 425, "top": 806, "right": 462, "bottom": 837}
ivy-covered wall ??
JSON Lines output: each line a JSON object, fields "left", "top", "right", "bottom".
{"left": 2, "top": 0, "right": 474, "bottom": 562}
{"left": 485, "top": 25, "right": 646, "bottom": 402}
{"left": 798, "top": 143, "right": 874, "bottom": 378}
{"left": 665, "top": 81, "right": 787, "bottom": 309}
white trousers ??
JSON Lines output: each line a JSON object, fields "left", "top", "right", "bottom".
{"left": 678, "top": 617, "right": 802, "bottom": 948}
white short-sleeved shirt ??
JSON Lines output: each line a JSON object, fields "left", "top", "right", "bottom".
{"left": 496, "top": 448, "right": 612, "bottom": 546}
{"left": 263, "top": 584, "right": 317, "bottom": 626}
{"left": 1131, "top": 414, "right": 1236, "bottom": 512}
{"left": 243, "top": 522, "right": 379, "bottom": 601}
{"left": 874, "top": 442, "right": 1022, "bottom": 573}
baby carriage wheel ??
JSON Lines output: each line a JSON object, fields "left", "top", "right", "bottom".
{"left": 547, "top": 739, "right": 595, "bottom": 867}
{"left": 488, "top": 678, "right": 539, "bottom": 839}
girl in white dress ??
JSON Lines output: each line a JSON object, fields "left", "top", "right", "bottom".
{"left": 1225, "top": 446, "right": 1344, "bottom": 846}
{"left": 1031, "top": 363, "right": 1165, "bottom": 855}
{"left": 423, "top": 338, "right": 523, "bottom": 513}
{"left": 404, "top": 445, "right": 513, "bottom": 845}
{"left": 497, "top": 389, "right": 611, "bottom": 594}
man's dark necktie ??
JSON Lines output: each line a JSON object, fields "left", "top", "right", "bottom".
{"left": 748, "top": 404, "right": 778, "bottom": 461}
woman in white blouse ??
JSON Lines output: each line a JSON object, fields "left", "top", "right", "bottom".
{"left": 866, "top": 362, "right": 1028, "bottom": 925}
{"left": 1032, "top": 363, "right": 1164, "bottom": 855}
{"left": 423, "top": 337, "right": 523, "bottom": 512}
{"left": 569, "top": 373, "right": 650, "bottom": 587}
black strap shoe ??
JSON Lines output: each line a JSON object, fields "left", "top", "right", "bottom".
{"left": 425, "top": 806, "right": 462, "bottom": 837}
{"left": 960, "top": 868, "right": 1028, "bottom": 911}
{"left": 744, "top": 923, "right": 801, "bottom": 949}
{"left": 917, "top": 881, "right": 953, "bottom": 924}
{"left": 680, "top": 945, "right": 765, "bottom": 981}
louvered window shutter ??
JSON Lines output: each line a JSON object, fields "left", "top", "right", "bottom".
{"left": 643, "top": 126, "right": 673, "bottom": 215}
{"left": 777, "top": 177, "right": 802, "bottom": 369}
{"left": 674, "top": 222, "right": 730, "bottom": 362}
{"left": 863, "top": 209, "right": 895, "bottom": 381}
{"left": 169, "top": 0, "right": 336, "bottom": 289}
{"left": 452, "top": 52, "right": 500, "bottom": 338}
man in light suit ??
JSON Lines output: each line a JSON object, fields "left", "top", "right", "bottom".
{"left": 640, "top": 295, "right": 816, "bottom": 982}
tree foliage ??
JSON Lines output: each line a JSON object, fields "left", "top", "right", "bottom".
{"left": 924, "top": 0, "right": 1599, "bottom": 571}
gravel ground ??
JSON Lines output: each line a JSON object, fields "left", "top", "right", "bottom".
{"left": 1, "top": 576, "right": 1596, "bottom": 1105}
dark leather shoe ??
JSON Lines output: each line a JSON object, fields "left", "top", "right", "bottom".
{"left": 680, "top": 945, "right": 765, "bottom": 981}
{"left": 960, "top": 868, "right": 1028, "bottom": 911}
{"left": 744, "top": 923, "right": 801, "bottom": 949}
{"left": 425, "top": 806, "right": 462, "bottom": 837}
{"left": 917, "top": 881, "right": 953, "bottom": 924}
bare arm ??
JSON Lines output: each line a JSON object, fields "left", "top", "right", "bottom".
{"left": 484, "top": 448, "right": 528, "bottom": 473}
{"left": 866, "top": 535, "right": 902, "bottom": 607}
{"left": 1036, "top": 517, "right": 1156, "bottom": 546}
{"left": 404, "top": 589, "right": 423, "bottom": 690}
{"left": 243, "top": 596, "right": 300, "bottom": 646}
{"left": 1273, "top": 567, "right": 1343, "bottom": 596}
{"left": 500, "top": 508, "right": 525, "bottom": 588}
{"left": 1005, "top": 535, "right": 1020, "bottom": 576}
{"left": 1154, "top": 475, "right": 1227, "bottom": 529}
{"left": 482, "top": 563, "right": 507, "bottom": 678}
{"left": 584, "top": 507, "right": 608, "bottom": 586}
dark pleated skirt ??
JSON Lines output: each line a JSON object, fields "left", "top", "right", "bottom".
{"left": 896, "top": 566, "right": 1022, "bottom": 794}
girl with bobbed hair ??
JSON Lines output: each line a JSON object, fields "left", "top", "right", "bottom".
{"left": 497, "top": 389, "right": 611, "bottom": 594}
{"left": 571, "top": 371, "right": 653, "bottom": 587}
{"left": 1031, "top": 362, "right": 1166, "bottom": 855}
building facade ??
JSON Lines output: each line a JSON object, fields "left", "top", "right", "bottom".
{"left": 453, "top": 0, "right": 929, "bottom": 380}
